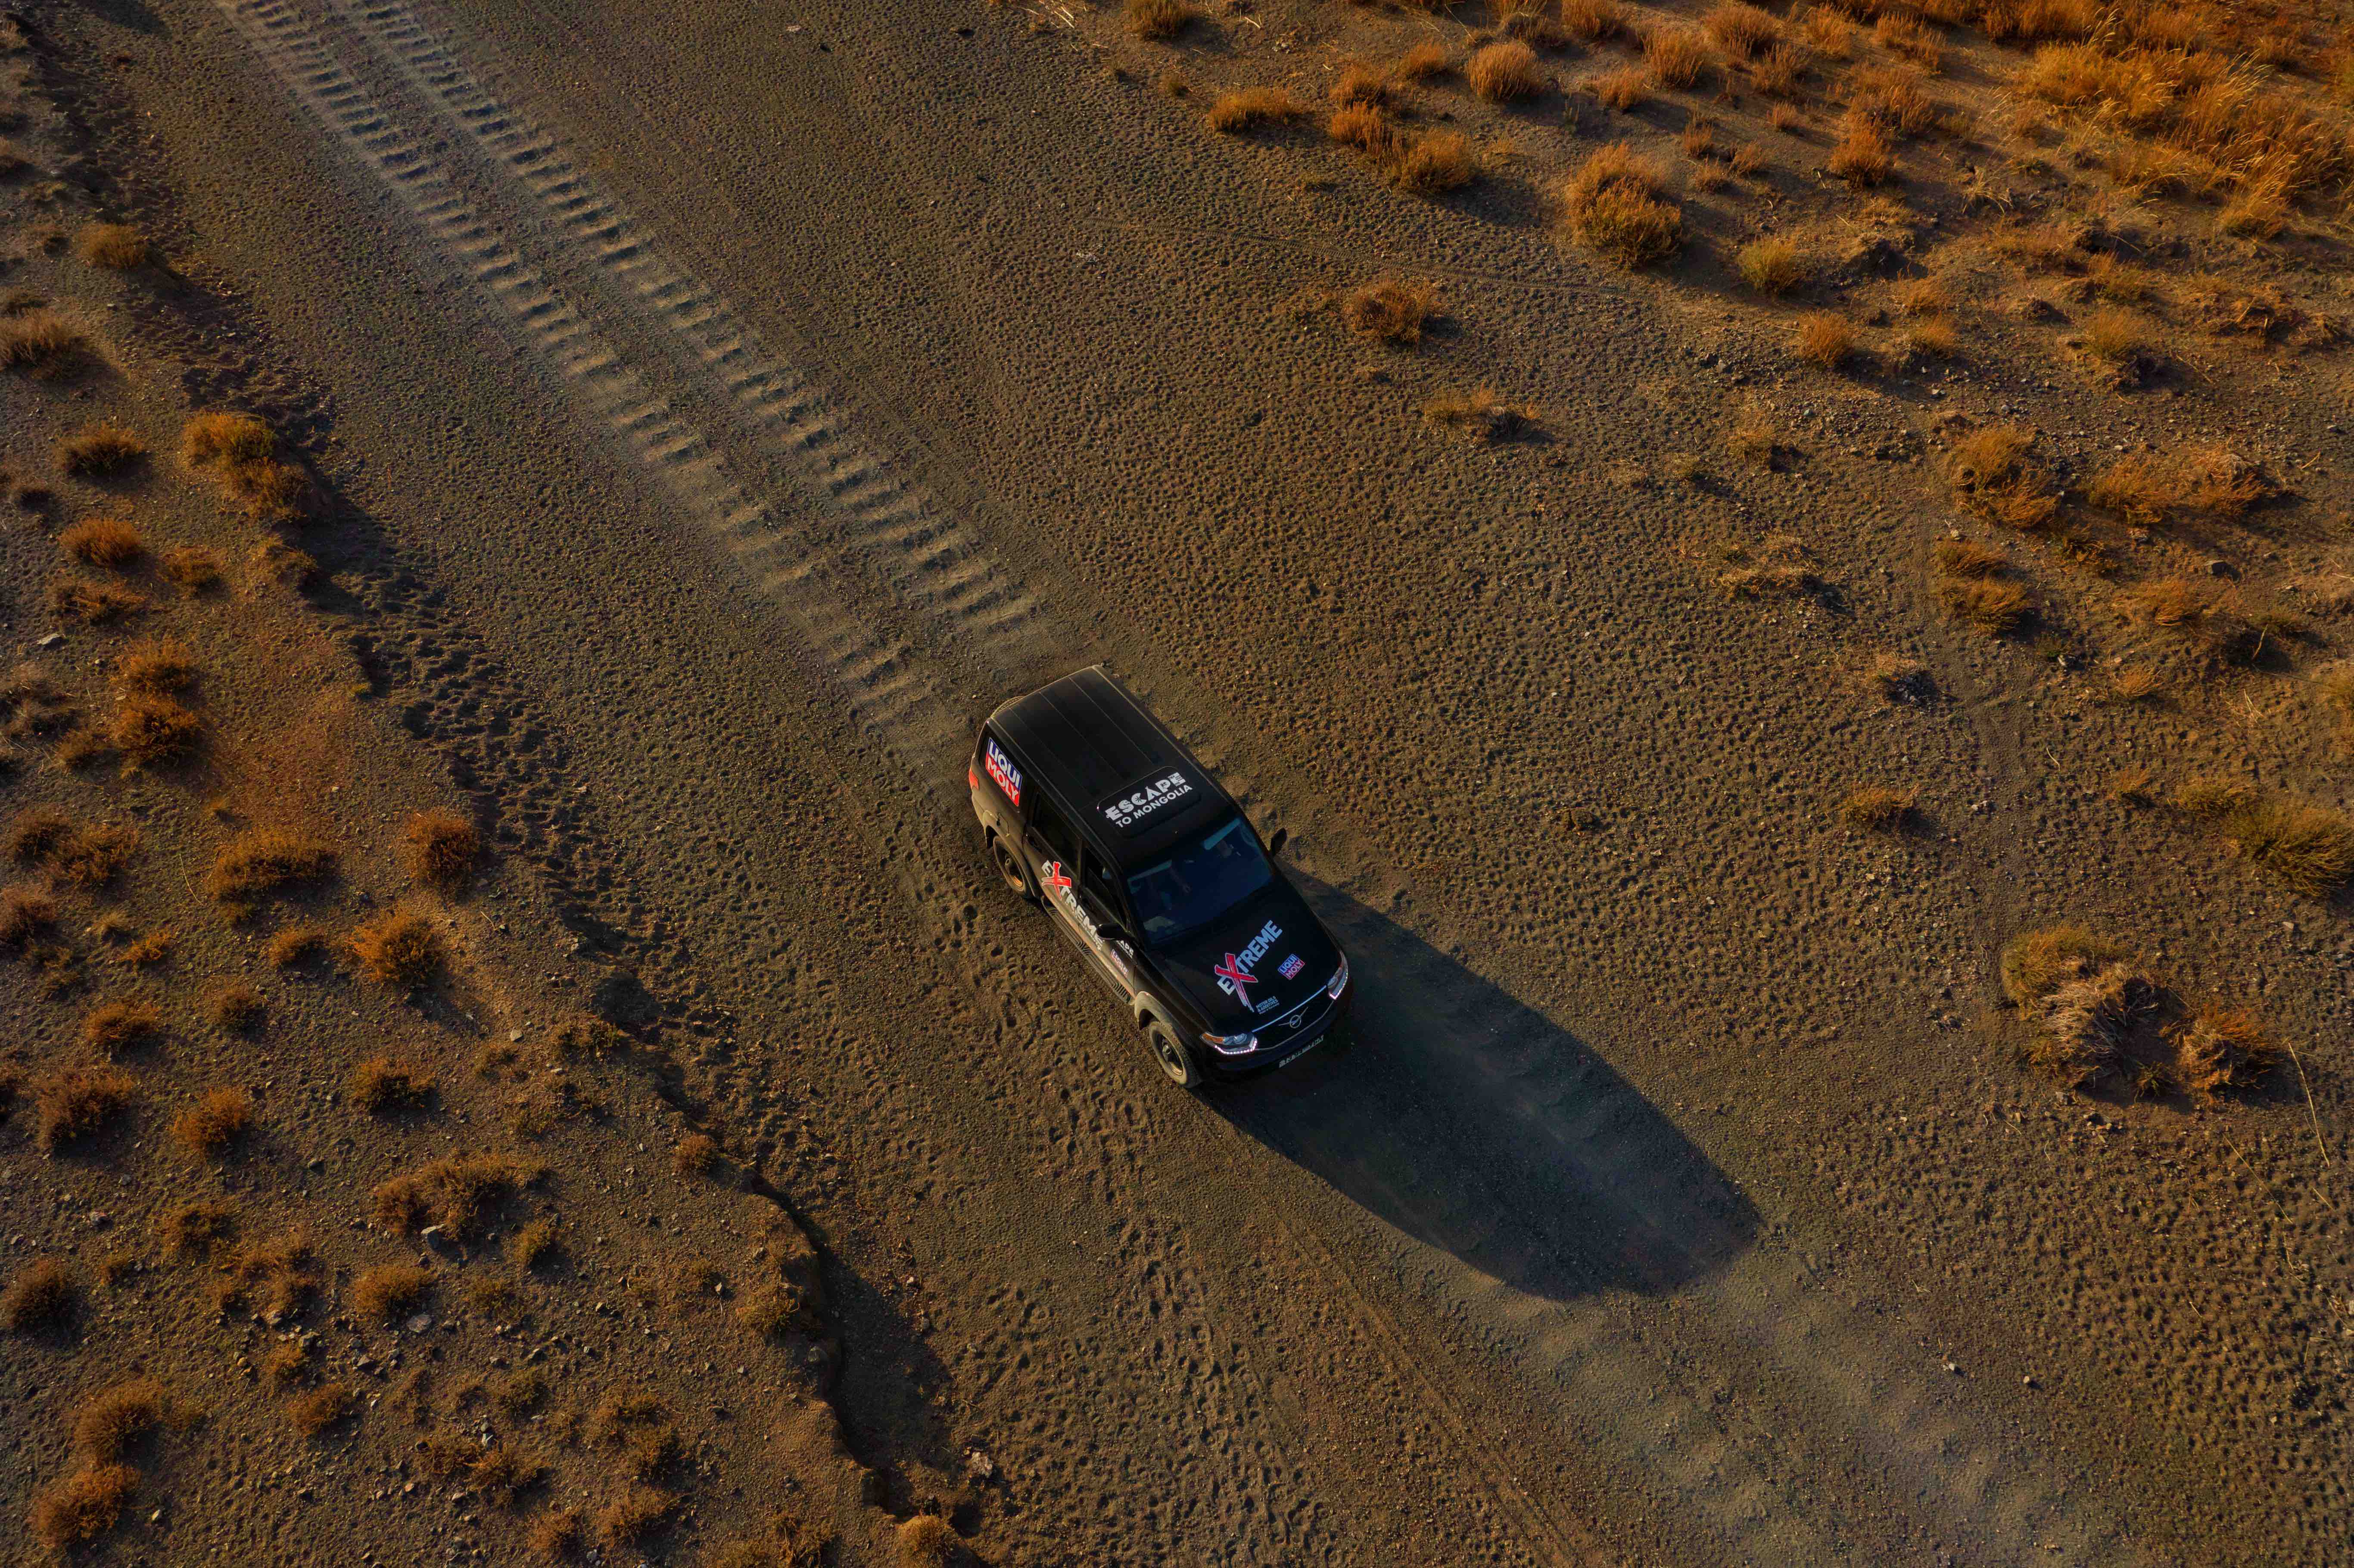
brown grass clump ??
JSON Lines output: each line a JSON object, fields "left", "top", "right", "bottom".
{"left": 1827, "top": 117, "right": 1894, "bottom": 184}
{"left": 1730, "top": 142, "right": 1770, "bottom": 177}
{"left": 1749, "top": 44, "right": 1806, "bottom": 98}
{"left": 1392, "top": 128, "right": 1476, "bottom": 193}
{"left": 181, "top": 411, "right": 305, "bottom": 521}
{"left": 1422, "top": 386, "right": 1537, "bottom": 442}
{"left": 1560, "top": 0, "right": 1627, "bottom": 43}
{"left": 1999, "top": 925, "right": 2152, "bottom": 1086}
{"left": 898, "top": 1515, "right": 959, "bottom": 1568}
{"left": 1560, "top": 144, "right": 1681, "bottom": 269}
{"left": 59, "top": 516, "right": 143, "bottom": 566}
{"left": 1947, "top": 423, "right": 2058, "bottom": 529}
{"left": 1840, "top": 786, "right": 1918, "bottom": 829}
{"left": 2083, "top": 445, "right": 2270, "bottom": 527}
{"left": 76, "top": 223, "right": 148, "bottom": 270}
{"left": 1937, "top": 575, "right": 2033, "bottom": 634}
{"left": 206, "top": 827, "right": 337, "bottom": 901}
{"left": 2207, "top": 796, "right": 2354, "bottom": 898}
{"left": 266, "top": 923, "right": 330, "bottom": 967}
{"left": 82, "top": 998, "right": 162, "bottom": 1055}
{"left": 2118, "top": 575, "right": 2209, "bottom": 630}
{"left": 1905, "top": 318, "right": 1959, "bottom": 358}
{"left": 1340, "top": 278, "right": 1439, "bottom": 344}
{"left": 1391, "top": 42, "right": 1451, "bottom": 81}
{"left": 161, "top": 546, "right": 223, "bottom": 593}
{"left": 353, "top": 1263, "right": 436, "bottom": 1324}
{"left": 2080, "top": 307, "right": 2145, "bottom": 363}
{"left": 113, "top": 638, "right": 196, "bottom": 694}
{"left": 2, "top": 1257, "right": 78, "bottom": 1332}
{"left": 350, "top": 910, "right": 446, "bottom": 986}
{"left": 55, "top": 422, "right": 147, "bottom": 477}
{"left": 1874, "top": 12, "right": 1943, "bottom": 70}
{"left": 510, "top": 1217, "right": 563, "bottom": 1271}
{"left": 2173, "top": 1007, "right": 2278, "bottom": 1101}
{"left": 1123, "top": 0, "right": 1192, "bottom": 40}
{"left": 172, "top": 1086, "right": 254, "bottom": 1158}
{"left": 1, "top": 312, "right": 91, "bottom": 378}
{"left": 73, "top": 1380, "right": 165, "bottom": 1461}
{"left": 1846, "top": 64, "right": 1938, "bottom": 135}
{"left": 530, "top": 1509, "right": 585, "bottom": 1560}
{"left": 1205, "top": 87, "right": 1304, "bottom": 133}
{"left": 1704, "top": 2, "right": 1781, "bottom": 57}
{"left": 404, "top": 809, "right": 480, "bottom": 894}
{"left": 10, "top": 809, "right": 141, "bottom": 886}
{"left": 29, "top": 1463, "right": 138, "bottom": 1549}
{"left": 1793, "top": 312, "right": 1855, "bottom": 367}
{"left": 159, "top": 1200, "right": 239, "bottom": 1262}
{"left": 348, "top": 1055, "right": 436, "bottom": 1114}
{"left": 48, "top": 575, "right": 149, "bottom": 625}
{"left": 210, "top": 982, "right": 265, "bottom": 1032}
{"left": 1590, "top": 65, "right": 1649, "bottom": 112}
{"left": 598, "top": 1488, "right": 681, "bottom": 1549}
{"left": 673, "top": 1132, "right": 720, "bottom": 1177}
{"left": 1330, "top": 65, "right": 1403, "bottom": 111}
{"left": 1645, "top": 28, "right": 1710, "bottom": 90}
{"left": 1934, "top": 539, "right": 2009, "bottom": 578}
{"left": 1899, "top": 277, "right": 1949, "bottom": 316}
{"left": 112, "top": 692, "right": 202, "bottom": 766}
{"left": 0, "top": 882, "right": 56, "bottom": 946}
{"left": 1468, "top": 41, "right": 1546, "bottom": 103}
{"left": 286, "top": 1381, "right": 357, "bottom": 1436}
{"left": 374, "top": 1153, "right": 534, "bottom": 1237}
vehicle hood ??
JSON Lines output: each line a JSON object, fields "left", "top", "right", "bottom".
{"left": 1151, "top": 880, "right": 1341, "bottom": 1033}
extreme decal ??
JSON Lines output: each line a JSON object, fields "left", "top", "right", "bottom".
{"left": 1100, "top": 769, "right": 1193, "bottom": 834}
{"left": 983, "top": 737, "right": 1023, "bottom": 806}
{"left": 1214, "top": 920, "right": 1283, "bottom": 1008}
{"left": 1042, "top": 862, "right": 1128, "bottom": 983}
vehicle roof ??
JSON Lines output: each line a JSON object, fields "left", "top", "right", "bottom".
{"left": 986, "top": 666, "right": 1236, "bottom": 866}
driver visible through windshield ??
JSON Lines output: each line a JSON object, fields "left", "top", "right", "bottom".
{"left": 1125, "top": 815, "right": 1272, "bottom": 946}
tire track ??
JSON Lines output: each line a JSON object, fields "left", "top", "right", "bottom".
{"left": 207, "top": 2, "right": 2148, "bottom": 1563}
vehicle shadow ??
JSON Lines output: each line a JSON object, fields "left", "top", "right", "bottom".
{"left": 1208, "top": 875, "right": 1758, "bottom": 1301}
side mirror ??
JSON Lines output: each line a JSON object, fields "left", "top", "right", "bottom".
{"left": 1093, "top": 922, "right": 1127, "bottom": 944}
{"left": 1265, "top": 827, "right": 1288, "bottom": 857}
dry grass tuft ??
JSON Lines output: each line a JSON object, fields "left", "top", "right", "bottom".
{"left": 2117, "top": 575, "right": 2210, "bottom": 630}
{"left": 48, "top": 575, "right": 149, "bottom": 625}
{"left": 1123, "top": 0, "right": 1192, "bottom": 40}
{"left": 1999, "top": 924, "right": 2150, "bottom": 1086}
{"left": 286, "top": 1381, "right": 357, "bottom": 1436}
{"left": 1391, "top": 42, "right": 1451, "bottom": 82}
{"left": 1560, "top": 0, "right": 1627, "bottom": 44}
{"left": 2083, "top": 445, "right": 2271, "bottom": 527}
{"left": 1330, "top": 65, "right": 1404, "bottom": 111}
{"left": 161, "top": 546, "right": 224, "bottom": 594}
{"left": 1742, "top": 238, "right": 1808, "bottom": 296}
{"left": 1704, "top": 2, "right": 1782, "bottom": 57}
{"left": 73, "top": 1381, "right": 165, "bottom": 1464}
{"left": 1750, "top": 44, "right": 1806, "bottom": 99}
{"left": 674, "top": 1132, "right": 721, "bottom": 1176}
{"left": 3, "top": 1257, "right": 78, "bottom": 1332}
{"left": 29, "top": 1463, "right": 138, "bottom": 1549}
{"left": 898, "top": 1515, "right": 959, "bottom": 1568}
{"left": 1934, "top": 539, "right": 2009, "bottom": 579}
{"left": 1590, "top": 65, "right": 1649, "bottom": 112}
{"left": 1422, "top": 386, "right": 1537, "bottom": 443}
{"left": 55, "top": 423, "right": 147, "bottom": 477}
{"left": 347, "top": 1055, "right": 436, "bottom": 1114}
{"left": 350, "top": 910, "right": 446, "bottom": 986}
{"left": 82, "top": 998, "right": 162, "bottom": 1055}
{"left": 0, "top": 882, "right": 57, "bottom": 946}
{"left": 530, "top": 1509, "right": 585, "bottom": 1561}
{"left": 353, "top": 1263, "right": 436, "bottom": 1324}
{"left": 2, "top": 312, "right": 92, "bottom": 378}
{"left": 210, "top": 982, "right": 265, "bottom": 1032}
{"left": 1947, "top": 423, "right": 2058, "bottom": 529}
{"left": 1468, "top": 41, "right": 1547, "bottom": 103}
{"left": 1874, "top": 12, "right": 1943, "bottom": 70}
{"left": 2208, "top": 795, "right": 2354, "bottom": 898}
{"left": 1904, "top": 317, "right": 1959, "bottom": 358}
{"left": 1340, "top": 278, "right": 1439, "bottom": 344}
{"left": 374, "top": 1153, "right": 535, "bottom": 1237}
{"left": 159, "top": 1200, "right": 239, "bottom": 1261}
{"left": 114, "top": 639, "right": 196, "bottom": 694}
{"left": 266, "top": 923, "right": 330, "bottom": 968}
{"left": 2107, "top": 665, "right": 2164, "bottom": 702}
{"left": 77, "top": 223, "right": 148, "bottom": 270}
{"left": 181, "top": 411, "right": 305, "bottom": 521}
{"left": 1937, "top": 575, "right": 2033, "bottom": 635}
{"left": 206, "top": 828, "right": 337, "bottom": 902}
{"left": 59, "top": 516, "right": 143, "bottom": 566}
{"left": 404, "top": 809, "right": 480, "bottom": 894}
{"left": 1827, "top": 116, "right": 1894, "bottom": 184}
{"left": 1391, "top": 128, "right": 1476, "bottom": 193}
{"left": 1560, "top": 144, "right": 1681, "bottom": 268}
{"left": 511, "top": 1216, "right": 562, "bottom": 1270}
{"left": 1645, "top": 28, "right": 1710, "bottom": 90}
{"left": 113, "top": 693, "right": 202, "bottom": 766}
{"left": 598, "top": 1488, "right": 681, "bottom": 1549}
{"left": 2173, "top": 1007, "right": 2278, "bottom": 1101}
{"left": 172, "top": 1087, "right": 254, "bottom": 1158}
{"left": 1793, "top": 312, "right": 1855, "bottom": 367}
{"left": 1206, "top": 87, "right": 1305, "bottom": 133}
{"left": 1840, "top": 786, "right": 1918, "bottom": 829}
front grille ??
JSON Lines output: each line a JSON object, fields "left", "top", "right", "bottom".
{"left": 1252, "top": 988, "right": 1332, "bottom": 1052}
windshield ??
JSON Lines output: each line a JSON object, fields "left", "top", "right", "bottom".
{"left": 1124, "top": 815, "right": 1274, "bottom": 946}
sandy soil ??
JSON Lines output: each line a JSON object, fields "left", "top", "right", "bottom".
{"left": 6, "top": 0, "right": 2351, "bottom": 1564}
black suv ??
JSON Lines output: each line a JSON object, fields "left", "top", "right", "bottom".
{"left": 970, "top": 667, "right": 1351, "bottom": 1086}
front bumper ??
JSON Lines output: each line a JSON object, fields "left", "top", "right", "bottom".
{"left": 1202, "top": 975, "right": 1351, "bottom": 1079}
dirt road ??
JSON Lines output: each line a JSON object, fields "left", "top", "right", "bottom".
{"left": 67, "top": 0, "right": 2350, "bottom": 1560}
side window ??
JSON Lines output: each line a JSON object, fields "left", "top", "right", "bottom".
{"left": 1028, "top": 791, "right": 1082, "bottom": 869}
{"left": 1078, "top": 849, "right": 1124, "bottom": 925}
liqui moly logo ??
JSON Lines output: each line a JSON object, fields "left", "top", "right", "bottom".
{"left": 983, "top": 738, "right": 1022, "bottom": 806}
{"left": 1214, "top": 920, "right": 1283, "bottom": 1008}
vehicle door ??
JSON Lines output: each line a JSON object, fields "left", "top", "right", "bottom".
{"left": 1022, "top": 793, "right": 1127, "bottom": 997}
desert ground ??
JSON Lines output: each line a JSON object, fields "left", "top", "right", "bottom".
{"left": 3, "top": 0, "right": 2351, "bottom": 1563}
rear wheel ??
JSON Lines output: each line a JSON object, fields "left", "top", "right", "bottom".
{"left": 1146, "top": 1020, "right": 1201, "bottom": 1089}
{"left": 990, "top": 834, "right": 1038, "bottom": 904}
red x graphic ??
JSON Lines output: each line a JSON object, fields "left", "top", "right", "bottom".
{"left": 1043, "top": 862, "right": 1073, "bottom": 891}
{"left": 1213, "top": 955, "right": 1255, "bottom": 1005}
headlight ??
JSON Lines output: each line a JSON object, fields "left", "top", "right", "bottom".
{"left": 1325, "top": 957, "right": 1350, "bottom": 1000}
{"left": 1199, "top": 1031, "right": 1258, "bottom": 1055}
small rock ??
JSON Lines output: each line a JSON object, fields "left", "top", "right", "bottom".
{"left": 2205, "top": 558, "right": 2238, "bottom": 579}
{"left": 406, "top": 1313, "right": 434, "bottom": 1334}
{"left": 35, "top": 633, "right": 63, "bottom": 649}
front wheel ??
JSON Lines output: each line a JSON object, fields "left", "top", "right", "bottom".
{"left": 1146, "top": 1020, "right": 1202, "bottom": 1089}
{"left": 990, "top": 834, "right": 1038, "bottom": 904}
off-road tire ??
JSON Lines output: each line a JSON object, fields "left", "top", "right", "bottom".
{"left": 1146, "top": 1020, "right": 1201, "bottom": 1089}
{"left": 991, "top": 834, "right": 1038, "bottom": 904}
